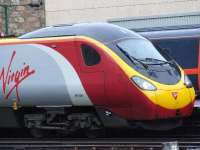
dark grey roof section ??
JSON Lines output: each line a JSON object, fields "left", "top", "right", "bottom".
{"left": 19, "top": 23, "right": 144, "bottom": 43}
{"left": 133, "top": 24, "right": 200, "bottom": 32}
{"left": 140, "top": 28, "right": 200, "bottom": 40}
{"left": 108, "top": 13, "right": 200, "bottom": 32}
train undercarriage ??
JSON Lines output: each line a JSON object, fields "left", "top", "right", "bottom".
{"left": 0, "top": 106, "right": 184, "bottom": 138}
{"left": 23, "top": 107, "right": 104, "bottom": 137}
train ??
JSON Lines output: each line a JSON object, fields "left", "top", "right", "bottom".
{"left": 0, "top": 23, "right": 195, "bottom": 137}
{"left": 139, "top": 28, "right": 200, "bottom": 99}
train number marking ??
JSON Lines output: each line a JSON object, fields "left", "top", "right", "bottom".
{"left": 74, "top": 94, "right": 83, "bottom": 97}
{"left": 0, "top": 51, "right": 36, "bottom": 101}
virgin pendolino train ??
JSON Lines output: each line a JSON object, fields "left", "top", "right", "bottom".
{"left": 0, "top": 23, "right": 195, "bottom": 137}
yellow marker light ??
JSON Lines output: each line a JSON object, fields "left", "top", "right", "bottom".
{"left": 12, "top": 100, "right": 18, "bottom": 110}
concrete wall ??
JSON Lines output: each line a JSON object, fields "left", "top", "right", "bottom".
{"left": 45, "top": 0, "right": 200, "bottom": 26}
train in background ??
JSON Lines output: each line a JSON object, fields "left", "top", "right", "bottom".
{"left": 0, "top": 23, "right": 195, "bottom": 137}
{"left": 140, "top": 27, "right": 200, "bottom": 99}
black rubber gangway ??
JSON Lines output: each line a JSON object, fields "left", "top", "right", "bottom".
{"left": 0, "top": 138, "right": 199, "bottom": 150}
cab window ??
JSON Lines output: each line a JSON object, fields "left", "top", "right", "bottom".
{"left": 81, "top": 44, "right": 101, "bottom": 66}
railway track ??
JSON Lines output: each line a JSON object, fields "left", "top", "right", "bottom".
{"left": 0, "top": 138, "right": 199, "bottom": 150}
{"left": 1, "top": 127, "right": 200, "bottom": 149}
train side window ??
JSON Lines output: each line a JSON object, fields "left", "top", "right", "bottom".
{"left": 81, "top": 44, "right": 101, "bottom": 66}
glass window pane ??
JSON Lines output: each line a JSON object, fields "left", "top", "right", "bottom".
{"left": 81, "top": 44, "right": 101, "bottom": 66}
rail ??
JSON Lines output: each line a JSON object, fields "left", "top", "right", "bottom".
{"left": 0, "top": 138, "right": 199, "bottom": 150}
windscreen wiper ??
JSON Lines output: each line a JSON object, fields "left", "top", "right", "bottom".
{"left": 140, "top": 58, "right": 173, "bottom": 66}
{"left": 130, "top": 56, "right": 149, "bottom": 69}
{"left": 117, "top": 46, "right": 149, "bottom": 69}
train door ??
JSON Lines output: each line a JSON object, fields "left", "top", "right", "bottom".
{"left": 75, "top": 41, "right": 105, "bottom": 106}
{"left": 153, "top": 38, "right": 199, "bottom": 92}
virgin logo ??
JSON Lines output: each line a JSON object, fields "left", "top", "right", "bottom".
{"left": 172, "top": 92, "right": 178, "bottom": 100}
{"left": 0, "top": 51, "right": 35, "bottom": 101}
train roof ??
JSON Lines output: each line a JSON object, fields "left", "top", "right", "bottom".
{"left": 19, "top": 23, "right": 143, "bottom": 43}
{"left": 139, "top": 28, "right": 200, "bottom": 40}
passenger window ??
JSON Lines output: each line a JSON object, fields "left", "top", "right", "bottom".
{"left": 81, "top": 44, "right": 101, "bottom": 66}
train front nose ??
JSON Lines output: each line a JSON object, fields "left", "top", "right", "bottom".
{"left": 155, "top": 87, "right": 195, "bottom": 119}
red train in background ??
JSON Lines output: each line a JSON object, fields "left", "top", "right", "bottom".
{"left": 0, "top": 23, "right": 195, "bottom": 137}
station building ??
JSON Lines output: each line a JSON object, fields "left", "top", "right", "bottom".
{"left": 45, "top": 0, "right": 200, "bottom": 30}
{"left": 0, "top": 0, "right": 200, "bottom": 36}
{"left": 0, "top": 0, "right": 45, "bottom": 36}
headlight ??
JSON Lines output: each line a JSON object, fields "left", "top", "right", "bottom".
{"left": 131, "top": 76, "right": 157, "bottom": 91}
{"left": 184, "top": 75, "right": 192, "bottom": 88}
